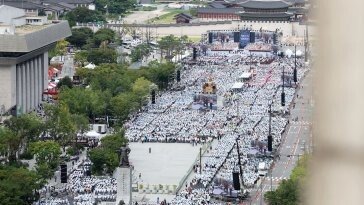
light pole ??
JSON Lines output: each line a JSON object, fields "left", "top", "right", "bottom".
{"left": 281, "top": 65, "right": 285, "bottom": 107}
{"left": 235, "top": 137, "right": 245, "bottom": 198}
{"left": 294, "top": 44, "right": 297, "bottom": 84}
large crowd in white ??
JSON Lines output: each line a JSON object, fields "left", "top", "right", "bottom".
{"left": 128, "top": 51, "right": 308, "bottom": 204}
{"left": 34, "top": 45, "right": 308, "bottom": 205}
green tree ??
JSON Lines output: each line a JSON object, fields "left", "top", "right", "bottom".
{"left": 44, "top": 103, "right": 76, "bottom": 147}
{"left": 110, "top": 93, "right": 138, "bottom": 121}
{"left": 0, "top": 166, "right": 44, "bottom": 204}
{"left": 58, "top": 87, "right": 106, "bottom": 118}
{"left": 132, "top": 77, "right": 152, "bottom": 104}
{"left": 74, "top": 50, "right": 89, "bottom": 67}
{"left": 146, "top": 61, "right": 176, "bottom": 89}
{"left": 264, "top": 156, "right": 308, "bottom": 205}
{"left": 92, "top": 28, "right": 115, "bottom": 47}
{"left": 130, "top": 43, "right": 151, "bottom": 62}
{"left": 57, "top": 76, "right": 73, "bottom": 89}
{"left": 49, "top": 39, "right": 69, "bottom": 58}
{"left": 67, "top": 27, "right": 94, "bottom": 48}
{"left": 89, "top": 131, "right": 127, "bottom": 175}
{"left": 2, "top": 114, "right": 43, "bottom": 162}
{"left": 0, "top": 127, "right": 19, "bottom": 162}
{"left": 71, "top": 114, "right": 89, "bottom": 151}
{"left": 64, "top": 7, "right": 105, "bottom": 27}
{"left": 30, "top": 141, "right": 61, "bottom": 170}
{"left": 100, "top": 131, "right": 128, "bottom": 151}
{"left": 89, "top": 147, "right": 118, "bottom": 175}
{"left": 158, "top": 35, "right": 179, "bottom": 60}
{"left": 87, "top": 48, "right": 117, "bottom": 65}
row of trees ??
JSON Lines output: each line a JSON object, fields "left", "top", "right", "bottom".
{"left": 264, "top": 155, "right": 308, "bottom": 205}
{"left": 94, "top": 0, "right": 136, "bottom": 15}
{"left": 89, "top": 130, "right": 128, "bottom": 175}
{"left": 158, "top": 35, "right": 190, "bottom": 60}
{"left": 0, "top": 105, "right": 89, "bottom": 204}
{"left": 59, "top": 61, "right": 174, "bottom": 124}
{"left": 63, "top": 0, "right": 136, "bottom": 26}
{"left": 64, "top": 7, "right": 106, "bottom": 27}
{"left": 67, "top": 28, "right": 117, "bottom": 49}
{"left": 66, "top": 28, "right": 118, "bottom": 65}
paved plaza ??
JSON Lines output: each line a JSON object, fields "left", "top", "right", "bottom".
{"left": 129, "top": 142, "right": 201, "bottom": 185}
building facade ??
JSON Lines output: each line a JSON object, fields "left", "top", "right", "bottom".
{"left": 197, "top": 0, "right": 307, "bottom": 21}
{"left": 0, "top": 6, "right": 71, "bottom": 116}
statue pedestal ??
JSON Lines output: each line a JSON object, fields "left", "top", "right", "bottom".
{"left": 114, "top": 167, "right": 132, "bottom": 205}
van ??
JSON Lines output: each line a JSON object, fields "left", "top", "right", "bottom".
{"left": 258, "top": 162, "right": 268, "bottom": 176}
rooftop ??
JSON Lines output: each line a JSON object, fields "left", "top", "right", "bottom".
{"left": 0, "top": 21, "right": 71, "bottom": 52}
{"left": 238, "top": 0, "right": 292, "bottom": 9}
{"left": 197, "top": 7, "right": 243, "bottom": 14}
{"left": 14, "top": 24, "right": 49, "bottom": 35}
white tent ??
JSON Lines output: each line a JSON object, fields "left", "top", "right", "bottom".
{"left": 231, "top": 82, "right": 244, "bottom": 89}
{"left": 285, "top": 49, "right": 293, "bottom": 57}
{"left": 239, "top": 72, "right": 252, "bottom": 79}
{"left": 85, "top": 63, "right": 96, "bottom": 69}
{"left": 296, "top": 50, "right": 303, "bottom": 57}
{"left": 85, "top": 130, "right": 101, "bottom": 139}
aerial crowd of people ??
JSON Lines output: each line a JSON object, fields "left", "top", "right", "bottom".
{"left": 127, "top": 49, "right": 309, "bottom": 204}
{"left": 34, "top": 40, "right": 309, "bottom": 204}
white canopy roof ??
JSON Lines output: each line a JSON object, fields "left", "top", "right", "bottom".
{"left": 85, "top": 130, "right": 101, "bottom": 138}
{"left": 231, "top": 82, "right": 244, "bottom": 89}
{"left": 85, "top": 63, "right": 96, "bottom": 69}
{"left": 296, "top": 50, "right": 303, "bottom": 56}
{"left": 285, "top": 49, "right": 293, "bottom": 57}
{"left": 240, "top": 72, "right": 252, "bottom": 79}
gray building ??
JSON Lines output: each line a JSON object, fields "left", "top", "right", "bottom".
{"left": 0, "top": 5, "right": 71, "bottom": 116}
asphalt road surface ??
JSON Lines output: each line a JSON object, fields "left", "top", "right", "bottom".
{"left": 249, "top": 66, "right": 313, "bottom": 205}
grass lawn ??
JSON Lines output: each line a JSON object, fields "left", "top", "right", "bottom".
{"left": 148, "top": 9, "right": 191, "bottom": 24}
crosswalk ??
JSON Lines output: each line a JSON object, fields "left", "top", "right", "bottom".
{"left": 266, "top": 176, "right": 289, "bottom": 182}
{"left": 290, "top": 121, "right": 312, "bottom": 125}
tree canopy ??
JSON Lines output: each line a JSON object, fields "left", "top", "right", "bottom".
{"left": 0, "top": 166, "right": 44, "bottom": 205}
{"left": 64, "top": 7, "right": 105, "bottom": 27}
{"left": 95, "top": 0, "right": 136, "bottom": 14}
{"left": 89, "top": 131, "right": 128, "bottom": 175}
{"left": 67, "top": 27, "right": 94, "bottom": 48}
{"left": 130, "top": 43, "right": 151, "bottom": 62}
{"left": 264, "top": 155, "right": 308, "bottom": 205}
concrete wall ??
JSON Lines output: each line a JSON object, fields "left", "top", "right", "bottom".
{"left": 0, "top": 5, "right": 26, "bottom": 26}
{"left": 5, "top": 53, "right": 48, "bottom": 114}
{"left": 0, "top": 64, "right": 16, "bottom": 111}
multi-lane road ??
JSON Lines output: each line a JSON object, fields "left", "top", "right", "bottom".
{"left": 249, "top": 66, "right": 313, "bottom": 205}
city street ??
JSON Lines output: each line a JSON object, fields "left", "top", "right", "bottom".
{"left": 249, "top": 67, "right": 313, "bottom": 205}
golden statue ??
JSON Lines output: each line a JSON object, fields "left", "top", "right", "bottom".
{"left": 202, "top": 77, "right": 217, "bottom": 94}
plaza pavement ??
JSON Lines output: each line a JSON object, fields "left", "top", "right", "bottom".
{"left": 129, "top": 142, "right": 201, "bottom": 186}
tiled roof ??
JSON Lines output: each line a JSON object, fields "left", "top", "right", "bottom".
{"left": 239, "top": 0, "right": 292, "bottom": 9}
{"left": 197, "top": 7, "right": 243, "bottom": 14}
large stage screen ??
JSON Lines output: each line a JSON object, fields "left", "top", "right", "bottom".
{"left": 239, "top": 30, "right": 250, "bottom": 48}
{"left": 254, "top": 31, "right": 275, "bottom": 44}
{"left": 192, "top": 94, "right": 218, "bottom": 110}
{"left": 209, "top": 31, "right": 234, "bottom": 43}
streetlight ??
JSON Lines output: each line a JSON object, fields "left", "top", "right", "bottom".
{"left": 267, "top": 101, "right": 273, "bottom": 152}
{"left": 281, "top": 65, "right": 286, "bottom": 106}
{"left": 293, "top": 45, "right": 297, "bottom": 84}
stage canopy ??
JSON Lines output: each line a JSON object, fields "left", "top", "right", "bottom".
{"left": 239, "top": 72, "right": 252, "bottom": 79}
{"left": 231, "top": 82, "right": 244, "bottom": 89}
